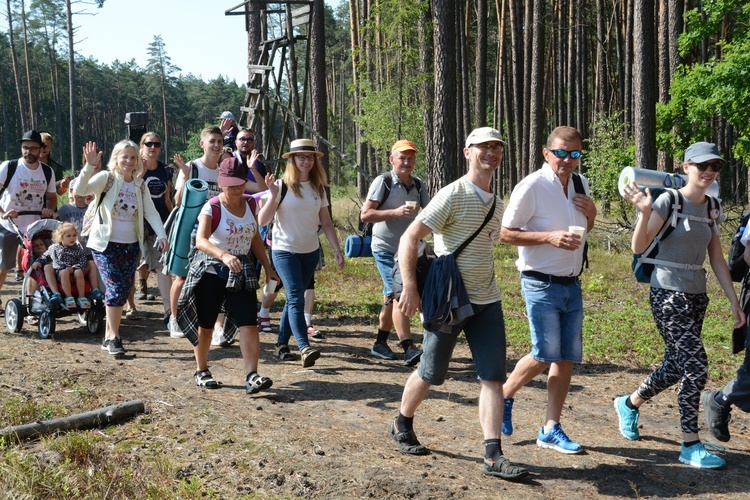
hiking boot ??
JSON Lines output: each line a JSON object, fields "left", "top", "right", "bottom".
{"left": 107, "top": 337, "right": 125, "bottom": 356}
{"left": 169, "top": 317, "right": 185, "bottom": 339}
{"left": 276, "top": 344, "right": 295, "bottom": 361}
{"left": 483, "top": 455, "right": 529, "bottom": 481}
{"left": 536, "top": 423, "right": 582, "bottom": 454}
{"left": 389, "top": 418, "right": 428, "bottom": 455}
{"left": 211, "top": 327, "right": 233, "bottom": 347}
{"left": 301, "top": 346, "right": 320, "bottom": 368}
{"left": 403, "top": 345, "right": 422, "bottom": 367}
{"left": 245, "top": 372, "right": 273, "bottom": 394}
{"left": 502, "top": 397, "right": 514, "bottom": 436}
{"left": 703, "top": 391, "right": 731, "bottom": 442}
{"left": 614, "top": 395, "right": 640, "bottom": 440}
{"left": 371, "top": 342, "right": 396, "bottom": 360}
{"left": 137, "top": 278, "right": 155, "bottom": 300}
{"left": 678, "top": 441, "right": 726, "bottom": 469}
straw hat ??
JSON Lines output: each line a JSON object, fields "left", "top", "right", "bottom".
{"left": 281, "top": 138, "right": 324, "bottom": 159}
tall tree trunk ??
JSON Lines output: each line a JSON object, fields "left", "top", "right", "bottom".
{"left": 348, "top": 0, "right": 367, "bottom": 198}
{"left": 474, "top": 0, "right": 487, "bottom": 127}
{"left": 429, "top": 0, "right": 457, "bottom": 191}
{"left": 595, "top": 0, "right": 609, "bottom": 117}
{"left": 566, "top": 0, "right": 576, "bottom": 127}
{"left": 7, "top": 0, "right": 26, "bottom": 132}
{"left": 656, "top": 0, "right": 669, "bottom": 171}
{"left": 624, "top": 0, "right": 634, "bottom": 134}
{"left": 633, "top": 0, "right": 657, "bottom": 169}
{"left": 20, "top": 0, "right": 34, "bottom": 129}
{"left": 310, "top": 0, "right": 329, "bottom": 181}
{"left": 508, "top": 0, "right": 524, "bottom": 182}
{"left": 66, "top": 0, "right": 76, "bottom": 169}
{"left": 528, "top": 0, "right": 545, "bottom": 170}
{"left": 521, "top": 0, "right": 532, "bottom": 176}
{"left": 457, "top": 0, "right": 470, "bottom": 148}
{"left": 418, "top": 5, "right": 434, "bottom": 185}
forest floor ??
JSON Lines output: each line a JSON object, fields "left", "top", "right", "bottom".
{"left": 1, "top": 274, "right": 750, "bottom": 499}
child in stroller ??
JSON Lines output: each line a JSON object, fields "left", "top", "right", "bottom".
{"left": 31, "top": 222, "right": 103, "bottom": 309}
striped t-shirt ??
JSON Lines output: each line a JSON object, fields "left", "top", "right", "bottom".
{"left": 417, "top": 176, "right": 503, "bottom": 304}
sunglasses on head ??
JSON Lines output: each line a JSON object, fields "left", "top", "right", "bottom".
{"left": 549, "top": 149, "right": 582, "bottom": 159}
{"left": 694, "top": 160, "right": 723, "bottom": 172}
{"left": 144, "top": 142, "right": 161, "bottom": 148}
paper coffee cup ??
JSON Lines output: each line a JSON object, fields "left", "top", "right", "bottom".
{"left": 264, "top": 279, "right": 278, "bottom": 294}
{"left": 405, "top": 201, "right": 418, "bottom": 209}
{"left": 568, "top": 225, "right": 585, "bottom": 237}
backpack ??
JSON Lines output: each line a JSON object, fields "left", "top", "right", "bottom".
{"left": 0, "top": 159, "right": 53, "bottom": 205}
{"left": 570, "top": 173, "right": 589, "bottom": 274}
{"left": 208, "top": 194, "right": 257, "bottom": 234}
{"left": 728, "top": 212, "right": 750, "bottom": 282}
{"left": 632, "top": 189, "right": 719, "bottom": 283}
{"left": 263, "top": 181, "right": 288, "bottom": 245}
{"left": 80, "top": 172, "right": 115, "bottom": 237}
{"left": 359, "top": 173, "right": 423, "bottom": 237}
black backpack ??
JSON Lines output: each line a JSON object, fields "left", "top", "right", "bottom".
{"left": 359, "top": 173, "right": 423, "bottom": 237}
{"left": 0, "top": 159, "right": 53, "bottom": 202}
{"left": 728, "top": 212, "right": 750, "bottom": 282}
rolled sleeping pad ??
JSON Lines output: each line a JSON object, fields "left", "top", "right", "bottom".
{"left": 165, "top": 178, "right": 209, "bottom": 275}
{"left": 618, "top": 166, "right": 720, "bottom": 199}
{"left": 344, "top": 234, "right": 373, "bottom": 258}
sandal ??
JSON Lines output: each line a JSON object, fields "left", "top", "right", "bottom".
{"left": 275, "top": 344, "right": 295, "bottom": 361}
{"left": 245, "top": 372, "right": 273, "bottom": 394}
{"left": 125, "top": 309, "right": 140, "bottom": 320}
{"left": 194, "top": 370, "right": 220, "bottom": 389}
{"left": 307, "top": 324, "right": 326, "bottom": 341}
{"left": 77, "top": 297, "right": 91, "bottom": 310}
{"left": 258, "top": 316, "right": 272, "bottom": 333}
{"left": 64, "top": 296, "right": 76, "bottom": 310}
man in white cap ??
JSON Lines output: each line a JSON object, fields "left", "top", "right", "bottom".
{"left": 500, "top": 125, "right": 596, "bottom": 455}
{"left": 391, "top": 127, "right": 528, "bottom": 481}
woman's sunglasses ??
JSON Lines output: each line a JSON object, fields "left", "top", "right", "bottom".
{"left": 695, "top": 161, "right": 723, "bottom": 172}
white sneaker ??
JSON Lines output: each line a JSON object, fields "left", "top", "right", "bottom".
{"left": 169, "top": 318, "right": 185, "bottom": 339}
{"left": 211, "top": 327, "right": 233, "bottom": 347}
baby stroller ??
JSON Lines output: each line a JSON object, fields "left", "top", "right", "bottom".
{"left": 4, "top": 217, "right": 105, "bottom": 339}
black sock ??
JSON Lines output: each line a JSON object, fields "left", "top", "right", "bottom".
{"left": 396, "top": 412, "right": 413, "bottom": 432}
{"left": 683, "top": 440, "right": 699, "bottom": 447}
{"left": 399, "top": 339, "right": 413, "bottom": 352}
{"left": 376, "top": 329, "right": 390, "bottom": 344}
{"left": 714, "top": 391, "right": 731, "bottom": 408}
{"left": 484, "top": 439, "right": 502, "bottom": 461}
{"left": 625, "top": 396, "right": 638, "bottom": 410}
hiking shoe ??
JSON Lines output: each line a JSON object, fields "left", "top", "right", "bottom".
{"left": 403, "top": 345, "right": 422, "bottom": 367}
{"left": 246, "top": 373, "right": 273, "bottom": 394}
{"left": 258, "top": 316, "right": 272, "bottom": 333}
{"left": 101, "top": 338, "right": 111, "bottom": 351}
{"left": 307, "top": 324, "right": 326, "bottom": 341}
{"left": 276, "top": 344, "right": 295, "bottom": 361}
{"left": 169, "top": 318, "right": 185, "bottom": 339}
{"left": 371, "top": 342, "right": 397, "bottom": 360}
{"left": 678, "top": 441, "right": 726, "bottom": 469}
{"left": 483, "top": 455, "right": 529, "bottom": 481}
{"left": 502, "top": 397, "right": 514, "bottom": 436}
{"left": 211, "top": 327, "right": 232, "bottom": 347}
{"left": 389, "top": 418, "right": 428, "bottom": 455}
{"left": 703, "top": 391, "right": 731, "bottom": 442}
{"left": 536, "top": 423, "right": 582, "bottom": 454}
{"left": 90, "top": 289, "right": 105, "bottom": 301}
{"left": 194, "top": 369, "right": 220, "bottom": 389}
{"left": 77, "top": 297, "right": 91, "bottom": 310}
{"left": 301, "top": 346, "right": 320, "bottom": 368}
{"left": 108, "top": 337, "right": 125, "bottom": 356}
{"left": 614, "top": 395, "right": 640, "bottom": 440}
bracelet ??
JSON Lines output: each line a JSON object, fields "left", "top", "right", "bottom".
{"left": 334, "top": 249, "right": 342, "bottom": 254}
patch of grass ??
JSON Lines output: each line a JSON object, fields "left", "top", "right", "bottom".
{"left": 0, "top": 396, "right": 68, "bottom": 427}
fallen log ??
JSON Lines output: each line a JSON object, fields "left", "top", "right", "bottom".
{"left": 0, "top": 400, "right": 145, "bottom": 442}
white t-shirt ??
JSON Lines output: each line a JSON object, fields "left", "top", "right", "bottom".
{"left": 0, "top": 159, "right": 56, "bottom": 232}
{"left": 190, "top": 159, "right": 221, "bottom": 198}
{"left": 271, "top": 181, "right": 329, "bottom": 254}
{"left": 110, "top": 181, "right": 138, "bottom": 243}
{"left": 199, "top": 200, "right": 258, "bottom": 255}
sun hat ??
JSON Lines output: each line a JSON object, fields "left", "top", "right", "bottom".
{"left": 18, "top": 130, "right": 44, "bottom": 147}
{"left": 684, "top": 142, "right": 725, "bottom": 164}
{"left": 465, "top": 127, "right": 506, "bottom": 148}
{"left": 391, "top": 139, "right": 418, "bottom": 154}
{"left": 281, "top": 138, "right": 324, "bottom": 159}
{"left": 218, "top": 111, "right": 235, "bottom": 121}
{"left": 218, "top": 157, "right": 247, "bottom": 187}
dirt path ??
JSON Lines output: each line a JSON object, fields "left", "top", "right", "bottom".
{"left": 1, "top": 276, "right": 749, "bottom": 498}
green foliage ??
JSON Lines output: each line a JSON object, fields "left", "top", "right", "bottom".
{"left": 584, "top": 113, "right": 634, "bottom": 213}
{"left": 1, "top": 396, "right": 67, "bottom": 427}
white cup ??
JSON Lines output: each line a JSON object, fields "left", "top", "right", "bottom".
{"left": 264, "top": 279, "right": 278, "bottom": 294}
{"left": 568, "top": 225, "right": 586, "bottom": 237}
{"left": 405, "top": 201, "right": 418, "bottom": 209}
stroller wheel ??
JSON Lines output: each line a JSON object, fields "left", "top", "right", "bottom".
{"left": 5, "top": 298, "right": 24, "bottom": 333}
{"left": 37, "top": 311, "right": 55, "bottom": 339}
{"left": 85, "top": 306, "right": 104, "bottom": 336}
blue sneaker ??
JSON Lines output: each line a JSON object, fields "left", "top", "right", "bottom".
{"left": 614, "top": 395, "right": 640, "bottom": 440}
{"left": 90, "top": 289, "right": 105, "bottom": 301}
{"left": 678, "top": 442, "right": 725, "bottom": 469}
{"left": 536, "top": 423, "right": 582, "bottom": 454}
{"left": 502, "top": 397, "right": 514, "bottom": 436}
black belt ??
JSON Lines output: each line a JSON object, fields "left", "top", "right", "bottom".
{"left": 521, "top": 270, "right": 579, "bottom": 285}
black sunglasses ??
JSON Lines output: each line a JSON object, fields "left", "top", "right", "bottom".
{"left": 144, "top": 142, "right": 161, "bottom": 148}
{"left": 549, "top": 149, "right": 582, "bottom": 159}
{"left": 695, "top": 161, "right": 723, "bottom": 172}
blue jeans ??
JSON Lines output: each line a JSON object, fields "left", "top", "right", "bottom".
{"left": 372, "top": 251, "right": 395, "bottom": 297}
{"left": 521, "top": 277, "right": 583, "bottom": 363}
{"left": 273, "top": 249, "right": 320, "bottom": 351}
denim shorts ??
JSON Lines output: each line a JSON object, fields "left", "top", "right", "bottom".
{"left": 418, "top": 301, "right": 507, "bottom": 386}
{"left": 372, "top": 251, "right": 395, "bottom": 298}
{"left": 521, "top": 277, "right": 583, "bottom": 363}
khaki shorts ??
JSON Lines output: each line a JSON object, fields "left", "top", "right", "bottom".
{"left": 139, "top": 234, "right": 164, "bottom": 272}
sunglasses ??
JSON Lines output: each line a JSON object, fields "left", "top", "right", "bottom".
{"left": 237, "top": 137, "right": 255, "bottom": 142}
{"left": 144, "top": 142, "right": 161, "bottom": 148}
{"left": 549, "top": 149, "right": 582, "bottom": 159}
{"left": 695, "top": 161, "right": 723, "bottom": 173}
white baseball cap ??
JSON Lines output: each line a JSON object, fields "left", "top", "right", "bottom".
{"left": 218, "top": 111, "right": 235, "bottom": 121}
{"left": 465, "top": 127, "right": 506, "bottom": 148}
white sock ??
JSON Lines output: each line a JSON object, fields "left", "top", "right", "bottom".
{"left": 259, "top": 306, "right": 270, "bottom": 317}
{"left": 543, "top": 423, "right": 556, "bottom": 434}
{"left": 304, "top": 313, "right": 312, "bottom": 325}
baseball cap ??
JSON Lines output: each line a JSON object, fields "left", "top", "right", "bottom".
{"left": 391, "top": 139, "right": 417, "bottom": 154}
{"left": 465, "top": 127, "right": 506, "bottom": 148}
{"left": 218, "top": 111, "right": 235, "bottom": 121}
{"left": 684, "top": 142, "right": 724, "bottom": 164}
{"left": 218, "top": 157, "right": 246, "bottom": 187}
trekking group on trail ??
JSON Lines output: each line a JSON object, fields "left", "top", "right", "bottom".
{"left": 1, "top": 120, "right": 748, "bottom": 480}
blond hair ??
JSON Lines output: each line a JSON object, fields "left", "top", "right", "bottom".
{"left": 283, "top": 154, "right": 328, "bottom": 199}
{"left": 107, "top": 140, "right": 144, "bottom": 178}
{"left": 53, "top": 222, "right": 78, "bottom": 244}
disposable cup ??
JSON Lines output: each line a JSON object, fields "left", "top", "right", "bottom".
{"left": 264, "top": 279, "right": 278, "bottom": 294}
{"left": 405, "top": 201, "right": 418, "bottom": 209}
{"left": 568, "top": 225, "right": 585, "bottom": 237}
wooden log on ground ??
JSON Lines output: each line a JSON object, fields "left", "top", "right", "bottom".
{"left": 0, "top": 400, "right": 145, "bottom": 442}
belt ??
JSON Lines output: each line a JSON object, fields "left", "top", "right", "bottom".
{"left": 521, "top": 270, "right": 579, "bottom": 285}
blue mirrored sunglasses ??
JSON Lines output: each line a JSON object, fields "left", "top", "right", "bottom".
{"left": 549, "top": 149, "right": 582, "bottom": 159}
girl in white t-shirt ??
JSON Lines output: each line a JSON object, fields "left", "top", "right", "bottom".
{"left": 257, "top": 139, "right": 344, "bottom": 368}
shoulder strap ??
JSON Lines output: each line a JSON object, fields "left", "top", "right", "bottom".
{"left": 0, "top": 159, "right": 19, "bottom": 196}
{"left": 571, "top": 173, "right": 584, "bottom": 194}
{"left": 210, "top": 195, "right": 257, "bottom": 234}
{"left": 659, "top": 189, "right": 680, "bottom": 242}
{"left": 191, "top": 162, "right": 198, "bottom": 180}
{"left": 41, "top": 163, "right": 52, "bottom": 187}
{"left": 278, "top": 180, "right": 288, "bottom": 206}
{"left": 453, "top": 197, "right": 497, "bottom": 259}
{"left": 379, "top": 173, "right": 393, "bottom": 207}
